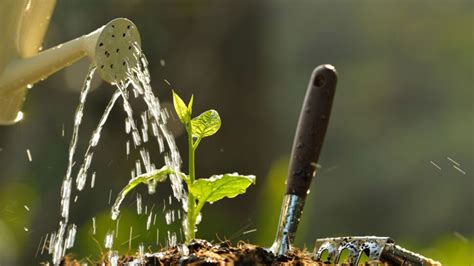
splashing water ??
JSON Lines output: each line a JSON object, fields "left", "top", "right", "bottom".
{"left": 138, "top": 243, "right": 145, "bottom": 263}
{"left": 108, "top": 250, "right": 119, "bottom": 266}
{"left": 61, "top": 66, "right": 96, "bottom": 221}
{"left": 147, "top": 211, "right": 153, "bottom": 230}
{"left": 64, "top": 224, "right": 77, "bottom": 249}
{"left": 50, "top": 67, "right": 96, "bottom": 265}
{"left": 49, "top": 46, "right": 185, "bottom": 264}
{"left": 167, "top": 231, "right": 177, "bottom": 247}
{"left": 92, "top": 217, "right": 96, "bottom": 235}
{"left": 76, "top": 89, "right": 122, "bottom": 191}
{"left": 136, "top": 193, "right": 143, "bottom": 215}
{"left": 109, "top": 46, "right": 185, "bottom": 222}
{"left": 104, "top": 230, "right": 114, "bottom": 249}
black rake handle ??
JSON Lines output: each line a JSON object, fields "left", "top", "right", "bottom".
{"left": 285, "top": 65, "right": 337, "bottom": 197}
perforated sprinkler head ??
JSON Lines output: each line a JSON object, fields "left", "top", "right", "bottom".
{"left": 94, "top": 18, "right": 141, "bottom": 85}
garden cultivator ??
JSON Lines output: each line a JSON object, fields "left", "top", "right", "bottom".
{"left": 313, "top": 236, "right": 441, "bottom": 265}
{"left": 270, "top": 65, "right": 440, "bottom": 265}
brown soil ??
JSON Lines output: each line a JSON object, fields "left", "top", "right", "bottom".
{"left": 61, "top": 239, "right": 322, "bottom": 265}
{"left": 144, "top": 240, "right": 317, "bottom": 265}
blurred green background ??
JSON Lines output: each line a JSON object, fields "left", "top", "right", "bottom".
{"left": 0, "top": 0, "right": 472, "bottom": 265}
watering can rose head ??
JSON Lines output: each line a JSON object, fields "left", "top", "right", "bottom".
{"left": 111, "top": 91, "right": 256, "bottom": 243}
{"left": 93, "top": 18, "right": 142, "bottom": 85}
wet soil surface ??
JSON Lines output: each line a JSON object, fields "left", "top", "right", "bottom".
{"left": 62, "top": 239, "right": 320, "bottom": 265}
{"left": 144, "top": 239, "right": 316, "bottom": 265}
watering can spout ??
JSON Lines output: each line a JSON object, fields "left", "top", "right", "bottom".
{"left": 0, "top": 28, "right": 102, "bottom": 98}
{"left": 0, "top": 28, "right": 104, "bottom": 124}
{"left": 0, "top": 1, "right": 142, "bottom": 125}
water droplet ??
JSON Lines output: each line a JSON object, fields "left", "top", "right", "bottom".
{"left": 146, "top": 212, "right": 153, "bottom": 230}
{"left": 92, "top": 217, "right": 96, "bottom": 235}
{"left": 136, "top": 193, "right": 142, "bottom": 215}
{"left": 90, "top": 172, "right": 96, "bottom": 188}
{"left": 14, "top": 111, "right": 24, "bottom": 123}
{"left": 26, "top": 149, "right": 32, "bottom": 162}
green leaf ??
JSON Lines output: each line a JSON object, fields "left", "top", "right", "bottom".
{"left": 173, "top": 90, "right": 191, "bottom": 124}
{"left": 110, "top": 166, "right": 186, "bottom": 220}
{"left": 188, "top": 94, "right": 194, "bottom": 115}
{"left": 189, "top": 173, "right": 256, "bottom": 203}
{"left": 190, "top": 110, "right": 221, "bottom": 139}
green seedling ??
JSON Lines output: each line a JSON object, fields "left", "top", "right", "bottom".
{"left": 112, "top": 91, "right": 256, "bottom": 243}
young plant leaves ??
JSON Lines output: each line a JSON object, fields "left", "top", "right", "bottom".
{"left": 173, "top": 91, "right": 192, "bottom": 124}
{"left": 191, "top": 110, "right": 221, "bottom": 139}
{"left": 189, "top": 173, "right": 256, "bottom": 203}
{"left": 188, "top": 95, "right": 194, "bottom": 115}
{"left": 114, "top": 92, "right": 256, "bottom": 243}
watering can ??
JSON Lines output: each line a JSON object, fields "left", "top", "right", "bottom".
{"left": 0, "top": 0, "right": 142, "bottom": 125}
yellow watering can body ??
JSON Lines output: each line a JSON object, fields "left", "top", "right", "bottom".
{"left": 0, "top": 0, "right": 56, "bottom": 124}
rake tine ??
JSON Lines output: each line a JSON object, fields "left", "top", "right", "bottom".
{"left": 334, "top": 241, "right": 359, "bottom": 265}
{"left": 313, "top": 240, "right": 337, "bottom": 263}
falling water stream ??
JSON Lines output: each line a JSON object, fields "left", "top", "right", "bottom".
{"left": 49, "top": 47, "right": 185, "bottom": 265}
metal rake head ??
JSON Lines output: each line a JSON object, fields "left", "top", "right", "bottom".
{"left": 313, "top": 236, "right": 441, "bottom": 265}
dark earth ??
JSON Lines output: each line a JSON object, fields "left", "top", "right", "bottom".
{"left": 60, "top": 239, "right": 331, "bottom": 265}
